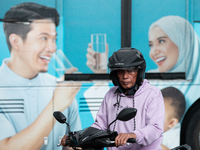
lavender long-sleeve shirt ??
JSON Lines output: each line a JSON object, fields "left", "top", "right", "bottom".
{"left": 91, "top": 79, "right": 165, "bottom": 150}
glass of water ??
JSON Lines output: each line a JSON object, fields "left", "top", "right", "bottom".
{"left": 91, "top": 33, "right": 107, "bottom": 70}
{"left": 50, "top": 49, "right": 74, "bottom": 78}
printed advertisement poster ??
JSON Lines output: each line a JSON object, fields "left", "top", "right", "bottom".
{"left": 0, "top": 0, "right": 200, "bottom": 150}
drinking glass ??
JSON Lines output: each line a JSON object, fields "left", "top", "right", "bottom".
{"left": 50, "top": 49, "right": 74, "bottom": 77}
{"left": 91, "top": 34, "right": 107, "bottom": 70}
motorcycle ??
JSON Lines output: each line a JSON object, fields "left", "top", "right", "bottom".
{"left": 53, "top": 107, "right": 137, "bottom": 150}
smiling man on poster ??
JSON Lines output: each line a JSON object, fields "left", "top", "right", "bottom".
{"left": 0, "top": 2, "right": 81, "bottom": 150}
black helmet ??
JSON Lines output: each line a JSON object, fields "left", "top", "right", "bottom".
{"left": 108, "top": 47, "right": 146, "bottom": 86}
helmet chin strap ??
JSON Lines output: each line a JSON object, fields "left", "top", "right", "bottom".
{"left": 117, "top": 80, "right": 139, "bottom": 95}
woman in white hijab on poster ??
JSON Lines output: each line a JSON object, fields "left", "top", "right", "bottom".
{"left": 148, "top": 15, "right": 200, "bottom": 150}
{"left": 148, "top": 15, "right": 200, "bottom": 81}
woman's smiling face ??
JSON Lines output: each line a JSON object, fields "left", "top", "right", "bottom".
{"left": 148, "top": 26, "right": 179, "bottom": 72}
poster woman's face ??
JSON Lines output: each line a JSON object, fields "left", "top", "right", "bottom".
{"left": 149, "top": 26, "right": 179, "bottom": 72}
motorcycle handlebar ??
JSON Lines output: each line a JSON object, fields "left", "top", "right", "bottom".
{"left": 127, "top": 138, "right": 136, "bottom": 143}
{"left": 95, "top": 137, "right": 136, "bottom": 147}
{"left": 59, "top": 137, "right": 136, "bottom": 148}
{"left": 59, "top": 131, "right": 136, "bottom": 148}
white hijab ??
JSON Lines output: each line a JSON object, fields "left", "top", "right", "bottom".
{"left": 148, "top": 15, "right": 200, "bottom": 80}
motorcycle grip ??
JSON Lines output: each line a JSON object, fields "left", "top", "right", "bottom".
{"left": 127, "top": 138, "right": 136, "bottom": 143}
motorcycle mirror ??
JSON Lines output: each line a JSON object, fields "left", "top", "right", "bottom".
{"left": 107, "top": 108, "right": 137, "bottom": 133}
{"left": 53, "top": 111, "right": 71, "bottom": 133}
{"left": 117, "top": 108, "right": 137, "bottom": 121}
{"left": 53, "top": 111, "right": 67, "bottom": 124}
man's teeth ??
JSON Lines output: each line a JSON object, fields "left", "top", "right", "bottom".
{"left": 156, "top": 57, "right": 166, "bottom": 63}
{"left": 40, "top": 56, "right": 50, "bottom": 61}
